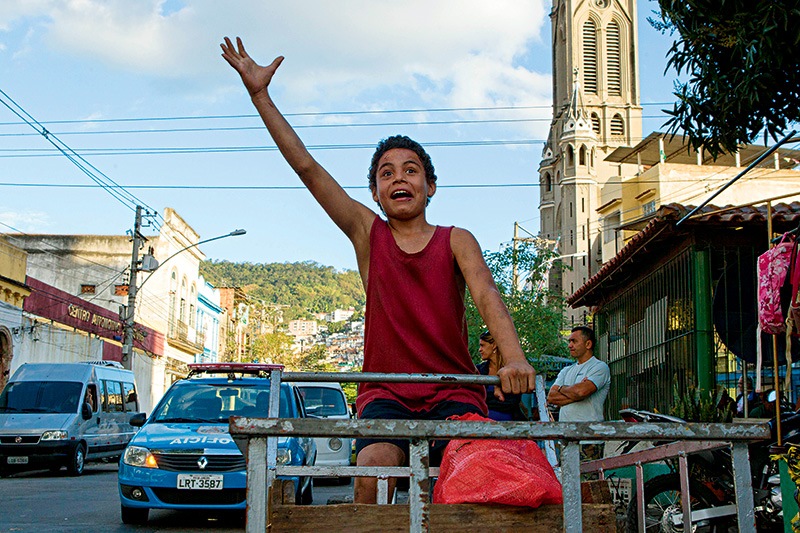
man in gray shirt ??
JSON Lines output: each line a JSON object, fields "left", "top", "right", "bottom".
{"left": 547, "top": 326, "right": 610, "bottom": 460}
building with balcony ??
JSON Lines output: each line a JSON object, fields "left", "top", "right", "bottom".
{"left": 196, "top": 276, "right": 224, "bottom": 363}
{"left": 1, "top": 208, "right": 219, "bottom": 410}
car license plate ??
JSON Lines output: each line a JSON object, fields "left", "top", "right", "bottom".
{"left": 7, "top": 456, "right": 28, "bottom": 464}
{"left": 177, "top": 474, "right": 223, "bottom": 490}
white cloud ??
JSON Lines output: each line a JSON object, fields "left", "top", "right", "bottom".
{"left": 0, "top": 209, "right": 50, "bottom": 232}
{"left": 3, "top": 1, "right": 551, "bottom": 115}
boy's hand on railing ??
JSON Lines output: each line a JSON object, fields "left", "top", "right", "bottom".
{"left": 495, "top": 361, "right": 536, "bottom": 401}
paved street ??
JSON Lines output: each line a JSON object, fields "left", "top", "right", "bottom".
{"left": 0, "top": 464, "right": 356, "bottom": 532}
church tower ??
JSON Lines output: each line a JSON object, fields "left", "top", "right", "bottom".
{"left": 539, "top": 0, "right": 642, "bottom": 324}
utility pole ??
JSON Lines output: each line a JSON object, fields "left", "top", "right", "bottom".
{"left": 511, "top": 222, "right": 541, "bottom": 292}
{"left": 120, "top": 221, "right": 245, "bottom": 370}
{"left": 121, "top": 206, "right": 144, "bottom": 370}
{"left": 512, "top": 222, "right": 519, "bottom": 291}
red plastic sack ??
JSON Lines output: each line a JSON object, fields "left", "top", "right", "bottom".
{"left": 433, "top": 413, "right": 562, "bottom": 507}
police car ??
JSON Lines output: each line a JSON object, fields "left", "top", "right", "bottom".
{"left": 118, "top": 363, "right": 316, "bottom": 525}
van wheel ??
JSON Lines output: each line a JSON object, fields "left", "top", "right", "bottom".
{"left": 67, "top": 443, "right": 86, "bottom": 476}
{"left": 121, "top": 505, "right": 149, "bottom": 525}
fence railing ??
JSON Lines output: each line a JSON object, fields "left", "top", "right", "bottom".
{"left": 228, "top": 370, "right": 771, "bottom": 533}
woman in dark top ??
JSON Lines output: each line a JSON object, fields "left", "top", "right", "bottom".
{"left": 476, "top": 330, "right": 525, "bottom": 421}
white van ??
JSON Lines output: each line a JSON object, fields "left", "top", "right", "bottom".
{"left": 0, "top": 361, "right": 142, "bottom": 476}
{"left": 293, "top": 381, "right": 353, "bottom": 484}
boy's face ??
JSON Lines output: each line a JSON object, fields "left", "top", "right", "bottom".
{"left": 371, "top": 148, "right": 435, "bottom": 219}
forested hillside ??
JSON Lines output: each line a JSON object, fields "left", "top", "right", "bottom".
{"left": 200, "top": 260, "right": 365, "bottom": 316}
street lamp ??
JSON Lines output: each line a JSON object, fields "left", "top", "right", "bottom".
{"left": 137, "top": 228, "right": 246, "bottom": 292}
{"left": 120, "top": 225, "right": 246, "bottom": 368}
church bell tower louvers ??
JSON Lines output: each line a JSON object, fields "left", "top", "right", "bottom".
{"left": 538, "top": 0, "right": 643, "bottom": 324}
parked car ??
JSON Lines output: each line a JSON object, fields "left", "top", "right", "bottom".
{"left": 293, "top": 381, "right": 352, "bottom": 484}
{"left": 118, "top": 363, "right": 316, "bottom": 525}
{"left": 0, "top": 361, "right": 141, "bottom": 476}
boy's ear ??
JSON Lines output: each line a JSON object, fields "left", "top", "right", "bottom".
{"left": 427, "top": 180, "right": 436, "bottom": 198}
{"left": 371, "top": 185, "right": 379, "bottom": 204}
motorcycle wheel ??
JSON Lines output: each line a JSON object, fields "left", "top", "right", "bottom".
{"left": 626, "top": 473, "right": 731, "bottom": 533}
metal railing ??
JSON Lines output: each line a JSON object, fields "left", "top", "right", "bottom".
{"left": 581, "top": 439, "right": 760, "bottom": 533}
{"left": 228, "top": 370, "right": 770, "bottom": 533}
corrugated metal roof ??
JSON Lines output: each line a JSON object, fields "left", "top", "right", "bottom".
{"left": 567, "top": 202, "right": 800, "bottom": 307}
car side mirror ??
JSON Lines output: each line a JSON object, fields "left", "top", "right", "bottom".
{"left": 129, "top": 412, "right": 147, "bottom": 427}
{"left": 81, "top": 402, "right": 93, "bottom": 420}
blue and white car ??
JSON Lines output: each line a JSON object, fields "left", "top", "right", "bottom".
{"left": 118, "top": 363, "right": 316, "bottom": 525}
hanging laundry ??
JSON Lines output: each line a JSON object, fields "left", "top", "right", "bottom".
{"left": 758, "top": 233, "right": 796, "bottom": 335}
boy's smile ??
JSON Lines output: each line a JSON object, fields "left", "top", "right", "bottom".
{"left": 371, "top": 148, "right": 435, "bottom": 219}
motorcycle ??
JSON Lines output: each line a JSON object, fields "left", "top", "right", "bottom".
{"left": 621, "top": 400, "right": 800, "bottom": 532}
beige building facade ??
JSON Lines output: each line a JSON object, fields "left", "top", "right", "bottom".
{"left": 0, "top": 238, "right": 30, "bottom": 390}
{"left": 2, "top": 208, "right": 220, "bottom": 411}
{"left": 538, "top": 0, "right": 642, "bottom": 324}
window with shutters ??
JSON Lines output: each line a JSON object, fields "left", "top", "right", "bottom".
{"left": 611, "top": 114, "right": 625, "bottom": 137}
{"left": 591, "top": 112, "right": 600, "bottom": 134}
{"left": 607, "top": 21, "right": 621, "bottom": 95}
{"left": 583, "top": 20, "right": 598, "bottom": 94}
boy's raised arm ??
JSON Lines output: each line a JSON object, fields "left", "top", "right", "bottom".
{"left": 220, "top": 37, "right": 374, "bottom": 248}
{"left": 451, "top": 228, "right": 536, "bottom": 399}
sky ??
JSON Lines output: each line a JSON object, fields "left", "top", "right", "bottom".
{"left": 0, "top": 0, "right": 677, "bottom": 274}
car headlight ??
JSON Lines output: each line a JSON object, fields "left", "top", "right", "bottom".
{"left": 277, "top": 448, "right": 292, "bottom": 465}
{"left": 41, "top": 430, "right": 68, "bottom": 441}
{"left": 123, "top": 446, "right": 159, "bottom": 469}
{"left": 328, "top": 437, "right": 343, "bottom": 452}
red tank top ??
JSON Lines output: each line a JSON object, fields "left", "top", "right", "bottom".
{"left": 356, "top": 216, "right": 487, "bottom": 415}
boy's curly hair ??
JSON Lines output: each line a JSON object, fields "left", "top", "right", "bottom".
{"left": 367, "top": 135, "right": 437, "bottom": 192}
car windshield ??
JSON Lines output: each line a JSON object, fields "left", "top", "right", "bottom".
{"left": 151, "top": 381, "right": 291, "bottom": 423}
{"left": 0, "top": 381, "right": 84, "bottom": 414}
{"left": 299, "top": 386, "right": 348, "bottom": 417}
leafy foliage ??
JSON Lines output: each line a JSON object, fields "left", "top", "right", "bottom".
{"left": 670, "top": 378, "right": 733, "bottom": 423}
{"left": 200, "top": 259, "right": 365, "bottom": 318}
{"left": 251, "top": 331, "right": 295, "bottom": 367}
{"left": 466, "top": 240, "right": 568, "bottom": 365}
{"left": 651, "top": 0, "right": 800, "bottom": 157}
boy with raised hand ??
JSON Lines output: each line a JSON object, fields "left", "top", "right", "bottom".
{"left": 220, "top": 36, "right": 536, "bottom": 504}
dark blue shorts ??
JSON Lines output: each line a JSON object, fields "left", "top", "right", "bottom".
{"left": 355, "top": 399, "right": 483, "bottom": 466}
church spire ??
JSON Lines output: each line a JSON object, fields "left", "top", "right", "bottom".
{"left": 561, "top": 67, "right": 593, "bottom": 139}
{"left": 566, "top": 67, "right": 588, "bottom": 122}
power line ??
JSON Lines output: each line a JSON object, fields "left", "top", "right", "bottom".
{"left": 0, "top": 102, "right": 678, "bottom": 128}
{"left": 0, "top": 115, "right": 678, "bottom": 138}
{"left": 0, "top": 89, "right": 156, "bottom": 214}
{"left": 0, "top": 139, "right": 545, "bottom": 158}
{"left": 3, "top": 172, "right": 797, "bottom": 191}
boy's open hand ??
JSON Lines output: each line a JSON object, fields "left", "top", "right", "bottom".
{"left": 220, "top": 36, "right": 283, "bottom": 98}
{"left": 495, "top": 360, "right": 536, "bottom": 401}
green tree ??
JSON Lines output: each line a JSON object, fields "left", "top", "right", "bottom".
{"left": 200, "top": 260, "right": 365, "bottom": 316}
{"left": 252, "top": 331, "right": 296, "bottom": 367}
{"left": 651, "top": 1, "right": 800, "bottom": 157}
{"left": 298, "top": 344, "right": 338, "bottom": 372}
{"left": 466, "top": 240, "right": 568, "bottom": 366}
{"left": 326, "top": 321, "right": 348, "bottom": 334}
{"left": 220, "top": 329, "right": 239, "bottom": 363}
